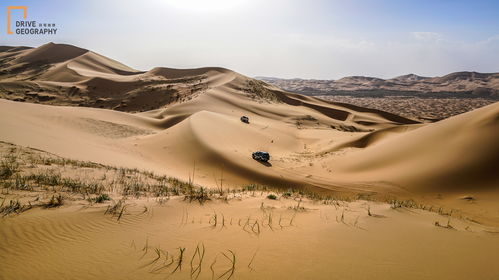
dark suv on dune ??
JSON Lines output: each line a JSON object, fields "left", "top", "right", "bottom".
{"left": 252, "top": 151, "right": 270, "bottom": 162}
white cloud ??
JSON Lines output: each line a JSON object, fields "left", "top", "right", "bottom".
{"left": 412, "top": 32, "right": 443, "bottom": 43}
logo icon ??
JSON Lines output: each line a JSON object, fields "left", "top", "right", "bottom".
{"left": 7, "top": 6, "right": 27, "bottom": 34}
{"left": 6, "top": 6, "right": 58, "bottom": 35}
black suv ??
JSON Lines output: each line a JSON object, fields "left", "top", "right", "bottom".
{"left": 240, "top": 116, "right": 249, "bottom": 124}
{"left": 252, "top": 151, "right": 270, "bottom": 162}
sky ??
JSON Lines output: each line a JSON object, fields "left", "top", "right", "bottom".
{"left": 1, "top": 0, "right": 498, "bottom": 79}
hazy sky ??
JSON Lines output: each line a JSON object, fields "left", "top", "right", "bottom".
{"left": 1, "top": 0, "right": 499, "bottom": 79}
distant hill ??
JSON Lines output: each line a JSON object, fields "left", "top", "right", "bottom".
{"left": 257, "top": 72, "right": 499, "bottom": 97}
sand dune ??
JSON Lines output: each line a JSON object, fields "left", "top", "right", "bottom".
{"left": 334, "top": 102, "right": 499, "bottom": 192}
{"left": 0, "top": 74, "right": 414, "bottom": 190}
{"left": 146, "top": 66, "right": 231, "bottom": 80}
{"left": 1, "top": 42, "right": 499, "bottom": 280}
{"left": 40, "top": 52, "right": 140, "bottom": 82}
{"left": 14, "top": 42, "right": 89, "bottom": 64}
{"left": 1, "top": 43, "right": 498, "bottom": 225}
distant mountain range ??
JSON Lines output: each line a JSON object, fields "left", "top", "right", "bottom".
{"left": 256, "top": 72, "right": 499, "bottom": 97}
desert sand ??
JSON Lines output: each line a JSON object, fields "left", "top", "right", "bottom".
{"left": 1, "top": 142, "right": 499, "bottom": 280}
{"left": 317, "top": 95, "right": 496, "bottom": 121}
{"left": 1, "top": 43, "right": 499, "bottom": 279}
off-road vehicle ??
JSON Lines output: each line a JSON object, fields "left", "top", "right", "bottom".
{"left": 252, "top": 151, "right": 270, "bottom": 162}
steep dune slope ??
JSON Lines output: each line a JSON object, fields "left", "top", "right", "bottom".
{"left": 40, "top": 51, "right": 140, "bottom": 82}
{"left": 332, "top": 102, "right": 499, "bottom": 192}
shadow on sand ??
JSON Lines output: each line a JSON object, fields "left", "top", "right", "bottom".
{"left": 257, "top": 161, "right": 272, "bottom": 167}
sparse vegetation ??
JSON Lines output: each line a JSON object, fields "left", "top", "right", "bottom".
{"left": 219, "top": 250, "right": 236, "bottom": 280}
{"left": 90, "top": 193, "right": 111, "bottom": 203}
{"left": 243, "top": 79, "right": 279, "bottom": 102}
{"left": 0, "top": 199, "right": 31, "bottom": 216}
{"left": 0, "top": 141, "right": 464, "bottom": 227}
{"left": 44, "top": 194, "right": 64, "bottom": 208}
{"left": 190, "top": 243, "right": 205, "bottom": 279}
{"left": 266, "top": 194, "right": 277, "bottom": 200}
{"left": 105, "top": 199, "right": 127, "bottom": 221}
{"left": 0, "top": 155, "right": 19, "bottom": 179}
{"left": 185, "top": 187, "right": 211, "bottom": 204}
{"left": 171, "top": 247, "right": 186, "bottom": 274}
{"left": 435, "top": 218, "right": 456, "bottom": 230}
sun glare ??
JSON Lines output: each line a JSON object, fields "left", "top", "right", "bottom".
{"left": 163, "top": 0, "right": 246, "bottom": 13}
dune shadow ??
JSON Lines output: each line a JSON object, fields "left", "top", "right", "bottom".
{"left": 256, "top": 161, "right": 272, "bottom": 167}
